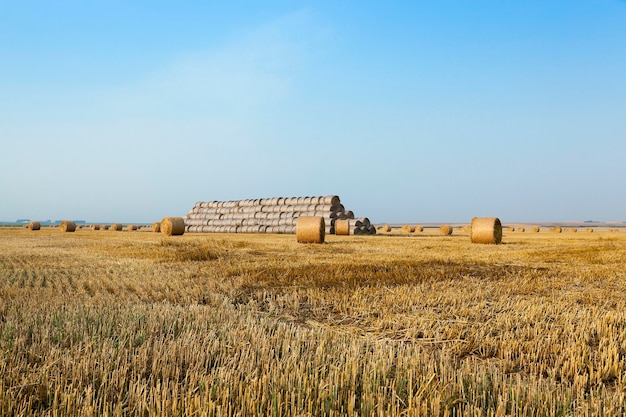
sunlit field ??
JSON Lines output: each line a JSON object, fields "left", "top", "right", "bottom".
{"left": 1, "top": 226, "right": 626, "bottom": 416}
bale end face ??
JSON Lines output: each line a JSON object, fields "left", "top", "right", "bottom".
{"left": 161, "top": 217, "right": 185, "bottom": 236}
{"left": 470, "top": 217, "right": 502, "bottom": 244}
{"left": 296, "top": 216, "right": 325, "bottom": 243}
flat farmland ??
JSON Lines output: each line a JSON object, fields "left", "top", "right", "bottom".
{"left": 1, "top": 227, "right": 626, "bottom": 416}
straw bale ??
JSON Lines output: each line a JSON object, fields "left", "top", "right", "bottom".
{"left": 28, "top": 221, "right": 41, "bottom": 231}
{"left": 335, "top": 219, "right": 350, "bottom": 235}
{"left": 414, "top": 226, "right": 424, "bottom": 233}
{"left": 531, "top": 226, "right": 540, "bottom": 233}
{"left": 586, "top": 228, "right": 594, "bottom": 233}
{"left": 379, "top": 225, "right": 391, "bottom": 233}
{"left": 91, "top": 224, "right": 100, "bottom": 231}
{"left": 470, "top": 217, "right": 502, "bottom": 244}
{"left": 161, "top": 217, "right": 185, "bottom": 236}
{"left": 100, "top": 225, "right": 109, "bottom": 230}
{"left": 296, "top": 216, "right": 325, "bottom": 243}
{"left": 60, "top": 220, "right": 76, "bottom": 233}
{"left": 402, "top": 225, "right": 415, "bottom": 233}
{"left": 550, "top": 226, "right": 562, "bottom": 233}
{"left": 110, "top": 224, "right": 122, "bottom": 231}
{"left": 127, "top": 224, "right": 138, "bottom": 231}
{"left": 439, "top": 225, "right": 453, "bottom": 235}
{"left": 517, "top": 227, "right": 525, "bottom": 232}
{"left": 570, "top": 228, "right": 577, "bottom": 233}
{"left": 152, "top": 222, "right": 161, "bottom": 233}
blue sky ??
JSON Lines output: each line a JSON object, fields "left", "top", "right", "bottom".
{"left": 1, "top": 1, "right": 625, "bottom": 223}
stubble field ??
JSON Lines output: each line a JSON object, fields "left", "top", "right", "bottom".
{"left": 1, "top": 226, "right": 626, "bottom": 416}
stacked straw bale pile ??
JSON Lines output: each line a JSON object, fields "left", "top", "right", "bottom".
{"left": 184, "top": 195, "right": 376, "bottom": 235}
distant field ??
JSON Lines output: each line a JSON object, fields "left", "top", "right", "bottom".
{"left": 1, "top": 227, "right": 626, "bottom": 416}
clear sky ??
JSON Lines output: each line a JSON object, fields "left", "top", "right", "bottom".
{"left": 1, "top": 1, "right": 625, "bottom": 224}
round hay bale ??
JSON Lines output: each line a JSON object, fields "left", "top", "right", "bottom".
{"left": 152, "top": 222, "right": 161, "bottom": 233}
{"left": 401, "top": 225, "right": 415, "bottom": 233}
{"left": 379, "top": 225, "right": 391, "bottom": 233}
{"left": 571, "top": 228, "right": 578, "bottom": 233}
{"left": 586, "top": 228, "right": 594, "bottom": 233}
{"left": 161, "top": 217, "right": 185, "bottom": 236}
{"left": 470, "top": 217, "right": 502, "bottom": 244}
{"left": 60, "top": 220, "right": 76, "bottom": 233}
{"left": 91, "top": 224, "right": 100, "bottom": 231}
{"left": 507, "top": 226, "right": 515, "bottom": 232}
{"left": 531, "top": 226, "right": 540, "bottom": 233}
{"left": 110, "top": 223, "right": 123, "bottom": 231}
{"left": 414, "top": 226, "right": 423, "bottom": 233}
{"left": 296, "top": 216, "right": 325, "bottom": 243}
{"left": 127, "top": 224, "right": 138, "bottom": 231}
{"left": 439, "top": 225, "right": 453, "bottom": 235}
{"left": 321, "top": 195, "right": 340, "bottom": 206}
{"left": 100, "top": 224, "right": 109, "bottom": 230}
{"left": 550, "top": 226, "right": 562, "bottom": 233}
{"left": 517, "top": 227, "right": 525, "bottom": 233}
{"left": 28, "top": 221, "right": 41, "bottom": 231}
{"left": 335, "top": 219, "right": 350, "bottom": 235}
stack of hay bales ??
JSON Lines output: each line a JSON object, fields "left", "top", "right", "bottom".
{"left": 184, "top": 195, "right": 375, "bottom": 235}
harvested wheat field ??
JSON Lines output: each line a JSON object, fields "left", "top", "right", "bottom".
{"left": 1, "top": 227, "right": 626, "bottom": 416}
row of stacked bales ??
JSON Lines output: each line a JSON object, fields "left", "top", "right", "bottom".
{"left": 184, "top": 195, "right": 376, "bottom": 235}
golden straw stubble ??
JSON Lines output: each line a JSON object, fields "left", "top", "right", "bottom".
{"left": 161, "top": 217, "right": 185, "bottom": 236}
{"left": 470, "top": 217, "right": 502, "bottom": 244}
{"left": 59, "top": 220, "right": 76, "bottom": 233}
{"left": 296, "top": 216, "right": 325, "bottom": 243}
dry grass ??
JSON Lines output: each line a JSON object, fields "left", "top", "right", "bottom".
{"left": 1, "top": 227, "right": 626, "bottom": 416}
